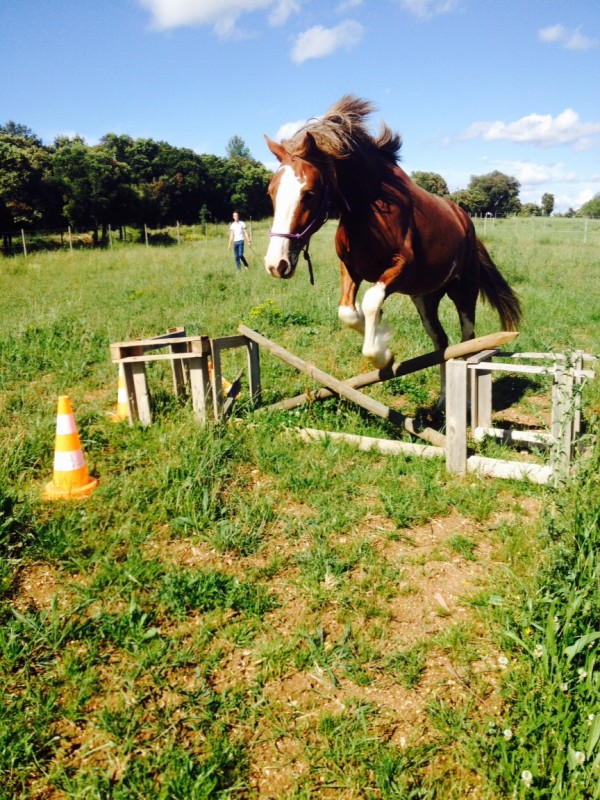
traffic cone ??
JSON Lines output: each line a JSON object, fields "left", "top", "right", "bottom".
{"left": 44, "top": 396, "right": 99, "bottom": 500}
{"left": 112, "top": 363, "right": 129, "bottom": 422}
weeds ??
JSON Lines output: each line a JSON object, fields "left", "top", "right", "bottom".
{"left": 0, "top": 224, "right": 598, "bottom": 797}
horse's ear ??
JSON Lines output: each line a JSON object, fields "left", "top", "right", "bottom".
{"left": 264, "top": 135, "right": 287, "bottom": 162}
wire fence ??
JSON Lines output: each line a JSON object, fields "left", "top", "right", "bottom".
{"left": 2, "top": 215, "right": 598, "bottom": 257}
{"left": 473, "top": 214, "right": 599, "bottom": 244}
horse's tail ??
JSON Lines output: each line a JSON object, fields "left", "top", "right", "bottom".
{"left": 477, "top": 238, "right": 522, "bottom": 331}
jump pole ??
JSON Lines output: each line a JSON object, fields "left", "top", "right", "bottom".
{"left": 256, "top": 331, "right": 518, "bottom": 413}
{"left": 238, "top": 324, "right": 446, "bottom": 447}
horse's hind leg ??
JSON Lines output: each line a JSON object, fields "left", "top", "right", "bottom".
{"left": 446, "top": 275, "right": 477, "bottom": 343}
{"left": 411, "top": 291, "right": 448, "bottom": 404}
{"left": 337, "top": 262, "right": 365, "bottom": 334}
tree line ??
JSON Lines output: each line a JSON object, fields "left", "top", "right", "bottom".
{"left": 3, "top": 120, "right": 598, "bottom": 253}
{"left": 0, "top": 123, "right": 273, "bottom": 248}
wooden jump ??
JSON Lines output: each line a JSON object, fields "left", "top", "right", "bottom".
{"left": 110, "top": 324, "right": 596, "bottom": 485}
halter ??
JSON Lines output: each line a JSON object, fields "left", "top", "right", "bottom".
{"left": 268, "top": 184, "right": 330, "bottom": 285}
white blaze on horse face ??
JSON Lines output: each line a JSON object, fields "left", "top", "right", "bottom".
{"left": 265, "top": 164, "right": 305, "bottom": 277}
{"left": 360, "top": 282, "right": 393, "bottom": 368}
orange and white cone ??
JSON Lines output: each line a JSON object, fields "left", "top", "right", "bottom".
{"left": 44, "top": 396, "right": 99, "bottom": 500}
{"left": 112, "top": 363, "right": 129, "bottom": 422}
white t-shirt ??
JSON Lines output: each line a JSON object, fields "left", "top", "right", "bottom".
{"left": 230, "top": 220, "right": 246, "bottom": 242}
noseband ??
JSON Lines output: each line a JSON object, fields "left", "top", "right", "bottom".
{"left": 268, "top": 184, "right": 330, "bottom": 285}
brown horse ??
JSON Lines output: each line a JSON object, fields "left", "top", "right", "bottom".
{"left": 264, "top": 95, "right": 521, "bottom": 400}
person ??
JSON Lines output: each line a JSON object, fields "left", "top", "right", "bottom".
{"left": 228, "top": 210, "right": 252, "bottom": 270}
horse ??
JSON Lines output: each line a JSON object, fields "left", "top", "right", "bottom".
{"left": 264, "top": 95, "right": 521, "bottom": 402}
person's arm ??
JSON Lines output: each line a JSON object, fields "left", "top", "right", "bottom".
{"left": 244, "top": 226, "right": 252, "bottom": 245}
{"left": 228, "top": 228, "right": 233, "bottom": 248}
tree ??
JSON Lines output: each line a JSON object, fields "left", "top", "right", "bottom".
{"left": 541, "top": 193, "right": 554, "bottom": 217}
{"left": 466, "top": 171, "right": 521, "bottom": 217}
{"left": 577, "top": 194, "right": 600, "bottom": 219}
{"left": 52, "top": 138, "right": 132, "bottom": 243}
{"left": 410, "top": 171, "right": 449, "bottom": 196}
{"left": 226, "top": 135, "right": 252, "bottom": 162}
{"left": 521, "top": 203, "right": 542, "bottom": 216}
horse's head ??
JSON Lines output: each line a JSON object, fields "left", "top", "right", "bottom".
{"left": 264, "top": 134, "right": 328, "bottom": 279}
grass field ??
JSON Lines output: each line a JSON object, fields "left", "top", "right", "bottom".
{"left": 1, "top": 219, "right": 599, "bottom": 798}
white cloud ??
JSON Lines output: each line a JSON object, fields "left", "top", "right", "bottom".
{"left": 538, "top": 23, "right": 598, "bottom": 51}
{"left": 461, "top": 109, "right": 600, "bottom": 149}
{"left": 487, "top": 159, "right": 584, "bottom": 187}
{"left": 275, "top": 119, "right": 308, "bottom": 141}
{"left": 396, "top": 0, "right": 460, "bottom": 20}
{"left": 137, "top": 0, "right": 299, "bottom": 36}
{"left": 290, "top": 19, "right": 364, "bottom": 64}
{"left": 268, "top": 0, "right": 300, "bottom": 27}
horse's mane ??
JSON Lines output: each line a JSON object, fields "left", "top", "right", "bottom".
{"left": 283, "top": 95, "right": 402, "bottom": 164}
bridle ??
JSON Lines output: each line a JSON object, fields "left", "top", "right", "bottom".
{"left": 268, "top": 182, "right": 330, "bottom": 285}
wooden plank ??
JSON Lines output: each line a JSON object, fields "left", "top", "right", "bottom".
{"left": 210, "top": 339, "right": 225, "bottom": 421}
{"left": 240, "top": 324, "right": 444, "bottom": 447}
{"left": 131, "top": 361, "right": 152, "bottom": 426}
{"left": 445, "top": 359, "right": 468, "bottom": 474}
{"left": 296, "top": 427, "right": 444, "bottom": 458}
{"left": 110, "top": 335, "right": 204, "bottom": 360}
{"left": 467, "top": 456, "right": 553, "bottom": 485}
{"left": 253, "top": 330, "right": 519, "bottom": 412}
{"left": 246, "top": 338, "right": 262, "bottom": 406}
{"left": 167, "top": 328, "right": 190, "bottom": 395}
{"left": 121, "top": 362, "right": 138, "bottom": 425}
{"left": 188, "top": 354, "right": 211, "bottom": 424}
{"left": 116, "top": 352, "right": 213, "bottom": 364}
{"left": 468, "top": 349, "right": 496, "bottom": 429}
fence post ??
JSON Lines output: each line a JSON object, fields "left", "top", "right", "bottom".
{"left": 21, "top": 229, "right": 27, "bottom": 257}
{"left": 68, "top": 226, "right": 73, "bottom": 252}
{"left": 144, "top": 224, "right": 149, "bottom": 247}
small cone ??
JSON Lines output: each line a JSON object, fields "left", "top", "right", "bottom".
{"left": 44, "top": 396, "right": 99, "bottom": 500}
{"left": 112, "top": 363, "right": 129, "bottom": 422}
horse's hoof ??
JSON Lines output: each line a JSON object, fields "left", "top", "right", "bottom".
{"left": 369, "top": 349, "right": 394, "bottom": 369}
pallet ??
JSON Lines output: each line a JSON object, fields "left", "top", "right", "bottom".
{"left": 110, "top": 328, "right": 260, "bottom": 426}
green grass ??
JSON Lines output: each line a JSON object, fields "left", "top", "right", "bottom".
{"left": 0, "top": 219, "right": 599, "bottom": 798}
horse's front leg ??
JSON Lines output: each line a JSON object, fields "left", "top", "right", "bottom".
{"left": 361, "top": 281, "right": 394, "bottom": 368}
{"left": 337, "top": 262, "right": 365, "bottom": 335}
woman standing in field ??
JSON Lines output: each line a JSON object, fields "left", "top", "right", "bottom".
{"left": 228, "top": 210, "right": 251, "bottom": 271}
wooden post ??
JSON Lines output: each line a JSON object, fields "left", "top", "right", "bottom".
{"left": 468, "top": 349, "right": 497, "bottom": 429}
{"left": 21, "top": 229, "right": 27, "bottom": 257}
{"left": 144, "top": 224, "right": 149, "bottom": 247}
{"left": 68, "top": 226, "right": 73, "bottom": 252}
{"left": 108, "top": 224, "right": 113, "bottom": 250}
{"left": 131, "top": 361, "right": 152, "bottom": 426}
{"left": 445, "top": 359, "right": 468, "bottom": 474}
{"left": 188, "top": 346, "right": 211, "bottom": 424}
{"left": 245, "top": 338, "right": 261, "bottom": 406}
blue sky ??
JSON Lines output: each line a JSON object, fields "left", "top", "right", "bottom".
{"left": 2, "top": 0, "right": 599, "bottom": 212}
